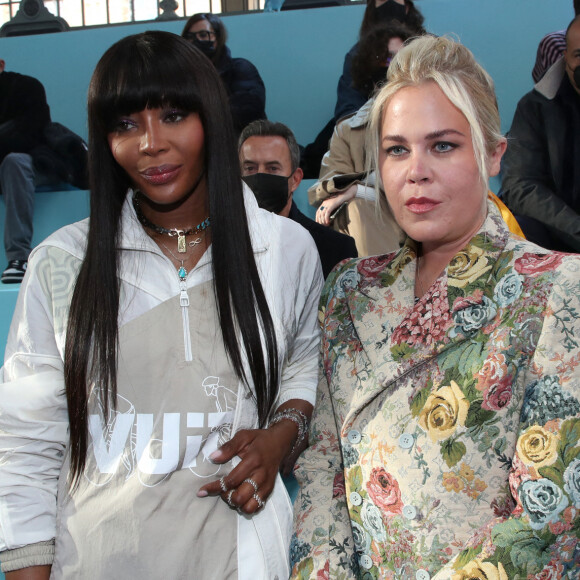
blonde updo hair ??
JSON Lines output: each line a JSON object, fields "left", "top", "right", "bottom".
{"left": 367, "top": 35, "right": 503, "bottom": 193}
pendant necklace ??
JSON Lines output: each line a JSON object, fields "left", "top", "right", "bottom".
{"left": 132, "top": 193, "right": 211, "bottom": 254}
{"left": 157, "top": 236, "right": 204, "bottom": 281}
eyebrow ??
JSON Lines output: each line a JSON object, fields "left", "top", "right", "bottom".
{"left": 382, "top": 129, "right": 466, "bottom": 143}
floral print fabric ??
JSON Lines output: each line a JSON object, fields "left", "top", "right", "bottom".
{"left": 291, "top": 204, "right": 580, "bottom": 579}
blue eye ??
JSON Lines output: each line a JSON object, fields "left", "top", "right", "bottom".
{"left": 386, "top": 145, "right": 407, "bottom": 156}
{"left": 434, "top": 142, "right": 456, "bottom": 153}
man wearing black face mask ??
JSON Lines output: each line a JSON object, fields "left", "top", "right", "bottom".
{"left": 500, "top": 15, "right": 580, "bottom": 253}
{"left": 239, "top": 120, "right": 357, "bottom": 278}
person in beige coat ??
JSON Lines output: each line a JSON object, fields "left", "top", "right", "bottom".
{"left": 308, "top": 99, "right": 403, "bottom": 257}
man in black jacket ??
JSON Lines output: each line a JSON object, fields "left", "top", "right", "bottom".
{"left": 0, "top": 59, "right": 51, "bottom": 283}
{"left": 239, "top": 120, "right": 358, "bottom": 278}
{"left": 500, "top": 16, "right": 580, "bottom": 252}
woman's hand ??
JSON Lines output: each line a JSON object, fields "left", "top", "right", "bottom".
{"left": 197, "top": 400, "right": 312, "bottom": 514}
{"left": 315, "top": 185, "right": 357, "bottom": 226}
{"left": 197, "top": 425, "right": 293, "bottom": 514}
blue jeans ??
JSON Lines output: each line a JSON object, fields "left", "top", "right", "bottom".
{"left": 0, "top": 153, "right": 36, "bottom": 262}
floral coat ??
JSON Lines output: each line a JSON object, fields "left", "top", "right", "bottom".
{"left": 291, "top": 204, "right": 580, "bottom": 579}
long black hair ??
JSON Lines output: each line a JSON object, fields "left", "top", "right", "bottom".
{"left": 360, "top": 0, "right": 425, "bottom": 38}
{"left": 351, "top": 21, "right": 416, "bottom": 96}
{"left": 65, "top": 31, "right": 279, "bottom": 487}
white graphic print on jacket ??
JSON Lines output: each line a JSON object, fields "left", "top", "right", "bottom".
{"left": 86, "top": 374, "right": 238, "bottom": 487}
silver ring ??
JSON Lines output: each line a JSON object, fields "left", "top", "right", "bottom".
{"left": 226, "top": 489, "right": 236, "bottom": 508}
{"left": 219, "top": 476, "right": 228, "bottom": 493}
{"left": 244, "top": 478, "right": 259, "bottom": 493}
{"left": 253, "top": 492, "right": 264, "bottom": 509}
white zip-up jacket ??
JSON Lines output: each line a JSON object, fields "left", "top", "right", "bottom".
{"left": 0, "top": 187, "right": 323, "bottom": 579}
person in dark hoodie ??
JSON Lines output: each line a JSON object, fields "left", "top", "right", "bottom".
{"left": 183, "top": 13, "right": 266, "bottom": 135}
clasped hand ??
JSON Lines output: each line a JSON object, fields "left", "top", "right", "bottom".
{"left": 196, "top": 426, "right": 289, "bottom": 515}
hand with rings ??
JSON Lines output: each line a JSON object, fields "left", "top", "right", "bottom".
{"left": 315, "top": 186, "right": 357, "bottom": 227}
{"left": 219, "top": 475, "right": 265, "bottom": 512}
{"left": 196, "top": 428, "right": 284, "bottom": 514}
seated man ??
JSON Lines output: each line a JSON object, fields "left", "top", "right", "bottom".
{"left": 532, "top": 0, "right": 579, "bottom": 82}
{"left": 0, "top": 61, "right": 88, "bottom": 284}
{"left": 239, "top": 120, "right": 357, "bottom": 278}
{"left": 0, "top": 59, "right": 50, "bottom": 283}
{"left": 500, "top": 15, "right": 580, "bottom": 252}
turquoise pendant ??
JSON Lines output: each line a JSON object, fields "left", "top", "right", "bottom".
{"left": 178, "top": 266, "right": 187, "bottom": 280}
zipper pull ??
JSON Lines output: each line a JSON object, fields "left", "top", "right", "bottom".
{"left": 180, "top": 280, "right": 189, "bottom": 307}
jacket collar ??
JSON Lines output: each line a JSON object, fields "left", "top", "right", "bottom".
{"left": 342, "top": 97, "right": 374, "bottom": 130}
{"left": 343, "top": 202, "right": 511, "bottom": 419}
{"left": 535, "top": 57, "right": 566, "bottom": 100}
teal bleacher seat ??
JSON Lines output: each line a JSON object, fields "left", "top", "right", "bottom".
{"left": 0, "top": 188, "right": 89, "bottom": 348}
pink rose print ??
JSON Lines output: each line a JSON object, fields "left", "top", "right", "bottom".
{"left": 392, "top": 279, "right": 452, "bottom": 348}
{"left": 475, "top": 352, "right": 508, "bottom": 392}
{"left": 529, "top": 559, "right": 564, "bottom": 579}
{"left": 366, "top": 467, "right": 403, "bottom": 515}
{"left": 358, "top": 255, "right": 392, "bottom": 280}
{"left": 452, "top": 289, "right": 484, "bottom": 312}
{"left": 514, "top": 253, "right": 563, "bottom": 276}
{"left": 333, "top": 472, "right": 346, "bottom": 499}
{"left": 482, "top": 378, "right": 513, "bottom": 411}
{"left": 475, "top": 352, "right": 513, "bottom": 410}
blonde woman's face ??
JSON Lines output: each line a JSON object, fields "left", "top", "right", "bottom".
{"left": 378, "top": 83, "right": 503, "bottom": 252}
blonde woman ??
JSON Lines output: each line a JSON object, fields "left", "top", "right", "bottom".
{"left": 291, "top": 35, "right": 580, "bottom": 579}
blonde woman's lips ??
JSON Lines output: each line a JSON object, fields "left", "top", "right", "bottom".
{"left": 406, "top": 196, "right": 440, "bottom": 214}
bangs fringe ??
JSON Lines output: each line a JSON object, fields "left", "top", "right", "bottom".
{"left": 91, "top": 34, "right": 204, "bottom": 132}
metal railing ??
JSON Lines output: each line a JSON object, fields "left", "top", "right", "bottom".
{"left": 0, "top": 0, "right": 258, "bottom": 30}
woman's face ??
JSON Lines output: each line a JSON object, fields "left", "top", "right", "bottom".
{"left": 188, "top": 19, "right": 217, "bottom": 50}
{"left": 108, "top": 107, "right": 205, "bottom": 208}
{"left": 379, "top": 82, "right": 503, "bottom": 252}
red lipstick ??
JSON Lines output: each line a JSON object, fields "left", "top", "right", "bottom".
{"left": 406, "top": 196, "right": 440, "bottom": 214}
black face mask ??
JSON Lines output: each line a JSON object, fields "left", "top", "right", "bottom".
{"left": 193, "top": 39, "right": 216, "bottom": 58}
{"left": 243, "top": 173, "right": 290, "bottom": 214}
{"left": 375, "top": 0, "right": 407, "bottom": 23}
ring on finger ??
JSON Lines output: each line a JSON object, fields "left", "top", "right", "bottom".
{"left": 243, "top": 478, "right": 259, "bottom": 493}
{"left": 226, "top": 489, "right": 236, "bottom": 508}
{"left": 320, "top": 206, "right": 325, "bottom": 210}
{"left": 219, "top": 476, "right": 228, "bottom": 493}
{"left": 253, "top": 492, "right": 265, "bottom": 509}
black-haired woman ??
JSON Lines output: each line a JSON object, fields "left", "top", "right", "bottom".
{"left": 0, "top": 31, "right": 322, "bottom": 579}
{"left": 182, "top": 13, "right": 267, "bottom": 134}
{"left": 335, "top": 0, "right": 426, "bottom": 122}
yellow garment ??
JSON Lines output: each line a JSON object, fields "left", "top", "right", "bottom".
{"left": 488, "top": 191, "right": 525, "bottom": 238}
